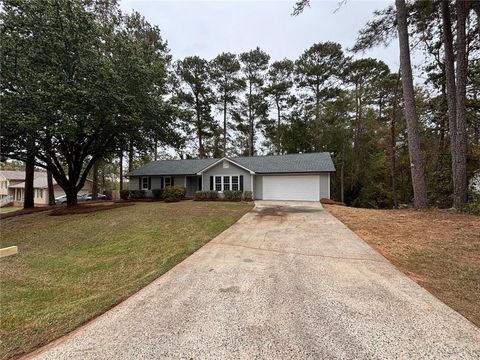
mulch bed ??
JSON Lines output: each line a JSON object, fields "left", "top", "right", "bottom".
{"left": 0, "top": 206, "right": 56, "bottom": 220}
{"left": 49, "top": 202, "right": 134, "bottom": 216}
{"left": 320, "top": 198, "right": 345, "bottom": 206}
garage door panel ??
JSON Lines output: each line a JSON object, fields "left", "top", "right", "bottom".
{"left": 262, "top": 175, "right": 320, "bottom": 201}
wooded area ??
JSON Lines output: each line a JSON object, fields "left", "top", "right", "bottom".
{"left": 1, "top": 0, "right": 479, "bottom": 211}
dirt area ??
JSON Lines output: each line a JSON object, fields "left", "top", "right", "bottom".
{"left": 325, "top": 205, "right": 480, "bottom": 327}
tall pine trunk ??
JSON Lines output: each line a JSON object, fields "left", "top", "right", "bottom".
{"left": 276, "top": 99, "right": 281, "bottom": 155}
{"left": 119, "top": 148, "right": 123, "bottom": 191}
{"left": 441, "top": 0, "right": 459, "bottom": 207}
{"left": 128, "top": 140, "right": 134, "bottom": 173}
{"left": 395, "top": 0, "right": 428, "bottom": 210}
{"left": 453, "top": 0, "right": 468, "bottom": 208}
{"left": 390, "top": 71, "right": 401, "bottom": 209}
{"left": 47, "top": 169, "right": 55, "bottom": 205}
{"left": 223, "top": 96, "right": 228, "bottom": 156}
{"left": 248, "top": 83, "right": 254, "bottom": 156}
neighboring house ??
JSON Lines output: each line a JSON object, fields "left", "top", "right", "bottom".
{"left": 127, "top": 152, "right": 335, "bottom": 202}
{"left": 0, "top": 170, "right": 93, "bottom": 206}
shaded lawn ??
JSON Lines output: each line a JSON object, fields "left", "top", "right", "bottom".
{"left": 0, "top": 207, "right": 19, "bottom": 214}
{"left": 325, "top": 205, "right": 480, "bottom": 327}
{"left": 0, "top": 201, "right": 253, "bottom": 359}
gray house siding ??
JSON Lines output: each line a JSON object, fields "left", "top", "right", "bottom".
{"left": 254, "top": 175, "right": 263, "bottom": 199}
{"left": 129, "top": 177, "right": 139, "bottom": 190}
{"left": 202, "top": 161, "right": 252, "bottom": 192}
{"left": 319, "top": 173, "right": 330, "bottom": 199}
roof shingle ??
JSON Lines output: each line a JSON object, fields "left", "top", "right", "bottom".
{"left": 127, "top": 152, "right": 335, "bottom": 177}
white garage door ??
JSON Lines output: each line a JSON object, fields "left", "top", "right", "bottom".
{"left": 262, "top": 175, "right": 320, "bottom": 201}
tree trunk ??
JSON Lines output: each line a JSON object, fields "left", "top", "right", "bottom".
{"left": 248, "top": 83, "right": 254, "bottom": 156}
{"left": 195, "top": 94, "right": 204, "bottom": 159}
{"left": 92, "top": 160, "right": 99, "bottom": 200}
{"left": 128, "top": 140, "right": 134, "bottom": 173}
{"left": 47, "top": 169, "right": 55, "bottom": 205}
{"left": 65, "top": 186, "right": 78, "bottom": 207}
{"left": 23, "top": 137, "right": 35, "bottom": 209}
{"left": 24, "top": 155, "right": 35, "bottom": 209}
{"left": 119, "top": 148, "right": 123, "bottom": 191}
{"left": 340, "top": 142, "right": 345, "bottom": 203}
{"left": 223, "top": 96, "right": 228, "bottom": 156}
{"left": 453, "top": 0, "right": 468, "bottom": 208}
{"left": 441, "top": 0, "right": 459, "bottom": 207}
{"left": 154, "top": 136, "right": 158, "bottom": 161}
{"left": 390, "top": 71, "right": 401, "bottom": 209}
{"left": 395, "top": 0, "right": 428, "bottom": 210}
{"left": 276, "top": 99, "right": 281, "bottom": 155}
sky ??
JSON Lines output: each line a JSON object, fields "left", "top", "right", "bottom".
{"left": 119, "top": 0, "right": 400, "bottom": 71}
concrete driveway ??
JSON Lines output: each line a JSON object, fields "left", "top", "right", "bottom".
{"left": 29, "top": 201, "right": 480, "bottom": 359}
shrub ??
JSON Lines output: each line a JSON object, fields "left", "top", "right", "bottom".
{"left": 242, "top": 191, "right": 253, "bottom": 202}
{"left": 164, "top": 186, "right": 186, "bottom": 201}
{"left": 461, "top": 191, "right": 480, "bottom": 216}
{"left": 223, "top": 190, "right": 242, "bottom": 201}
{"left": 119, "top": 190, "right": 129, "bottom": 200}
{"left": 129, "top": 190, "right": 146, "bottom": 199}
{"left": 194, "top": 191, "right": 218, "bottom": 201}
{"left": 152, "top": 189, "right": 164, "bottom": 199}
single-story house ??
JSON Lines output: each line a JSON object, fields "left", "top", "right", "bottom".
{"left": 127, "top": 152, "right": 335, "bottom": 202}
{"left": 0, "top": 170, "right": 93, "bottom": 206}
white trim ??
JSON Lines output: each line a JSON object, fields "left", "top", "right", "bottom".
{"left": 213, "top": 175, "right": 241, "bottom": 192}
{"left": 327, "top": 173, "right": 331, "bottom": 199}
{"left": 197, "top": 157, "right": 255, "bottom": 175}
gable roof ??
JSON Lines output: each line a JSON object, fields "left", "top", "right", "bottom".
{"left": 127, "top": 158, "right": 218, "bottom": 177}
{"left": 233, "top": 153, "right": 335, "bottom": 174}
{"left": 127, "top": 152, "right": 335, "bottom": 177}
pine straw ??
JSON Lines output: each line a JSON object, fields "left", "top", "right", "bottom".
{"left": 325, "top": 205, "right": 480, "bottom": 327}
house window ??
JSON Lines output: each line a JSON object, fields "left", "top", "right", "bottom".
{"left": 223, "top": 176, "right": 230, "bottom": 191}
{"left": 35, "top": 189, "right": 43, "bottom": 198}
{"left": 213, "top": 175, "right": 240, "bottom": 192}
{"left": 141, "top": 177, "right": 149, "bottom": 190}
{"left": 215, "top": 176, "right": 222, "bottom": 191}
{"left": 232, "top": 176, "right": 239, "bottom": 191}
{"left": 164, "top": 176, "right": 172, "bottom": 188}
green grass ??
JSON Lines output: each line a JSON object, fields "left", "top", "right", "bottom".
{"left": 0, "top": 201, "right": 253, "bottom": 359}
{"left": 0, "top": 207, "right": 19, "bottom": 213}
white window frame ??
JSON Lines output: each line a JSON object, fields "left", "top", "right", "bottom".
{"left": 141, "top": 177, "right": 149, "bottom": 190}
{"left": 213, "top": 175, "right": 240, "bottom": 192}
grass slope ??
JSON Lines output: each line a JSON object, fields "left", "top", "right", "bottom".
{"left": 0, "top": 201, "right": 253, "bottom": 359}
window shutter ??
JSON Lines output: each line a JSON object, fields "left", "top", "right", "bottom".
{"left": 171, "top": 177, "right": 174, "bottom": 186}
{"left": 210, "top": 176, "right": 213, "bottom": 190}
{"left": 240, "top": 175, "right": 244, "bottom": 191}
{"left": 161, "top": 177, "right": 164, "bottom": 189}
{"left": 139, "top": 177, "right": 142, "bottom": 190}
{"left": 148, "top": 177, "right": 151, "bottom": 190}
{"left": 198, "top": 176, "right": 202, "bottom": 190}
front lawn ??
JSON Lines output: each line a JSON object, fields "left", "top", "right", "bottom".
{"left": 0, "top": 207, "right": 19, "bottom": 213}
{"left": 326, "top": 205, "right": 480, "bottom": 327}
{"left": 0, "top": 201, "right": 253, "bottom": 359}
